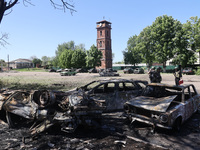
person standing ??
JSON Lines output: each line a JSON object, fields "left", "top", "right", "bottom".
{"left": 173, "top": 67, "right": 182, "bottom": 86}
{"left": 148, "top": 66, "right": 155, "bottom": 83}
{"left": 155, "top": 67, "right": 162, "bottom": 83}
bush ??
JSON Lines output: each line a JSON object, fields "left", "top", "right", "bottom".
{"left": 194, "top": 67, "right": 200, "bottom": 75}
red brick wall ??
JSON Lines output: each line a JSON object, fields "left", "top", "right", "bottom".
{"left": 96, "top": 20, "right": 112, "bottom": 69}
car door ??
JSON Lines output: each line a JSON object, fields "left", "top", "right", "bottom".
{"left": 190, "top": 85, "right": 199, "bottom": 112}
{"left": 90, "top": 82, "right": 117, "bottom": 110}
{"left": 184, "top": 86, "right": 195, "bottom": 120}
{"left": 116, "top": 81, "right": 140, "bottom": 109}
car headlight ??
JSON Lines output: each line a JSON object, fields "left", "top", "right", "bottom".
{"left": 159, "top": 114, "right": 168, "bottom": 123}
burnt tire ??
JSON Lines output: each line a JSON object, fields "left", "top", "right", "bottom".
{"left": 173, "top": 117, "right": 182, "bottom": 131}
{"left": 37, "top": 91, "right": 52, "bottom": 108}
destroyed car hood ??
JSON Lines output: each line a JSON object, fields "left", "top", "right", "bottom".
{"left": 126, "top": 95, "right": 177, "bottom": 112}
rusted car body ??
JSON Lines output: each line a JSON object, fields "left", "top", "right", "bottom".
{"left": 0, "top": 89, "right": 105, "bottom": 135}
{"left": 70, "top": 79, "right": 148, "bottom": 111}
{"left": 124, "top": 83, "right": 200, "bottom": 130}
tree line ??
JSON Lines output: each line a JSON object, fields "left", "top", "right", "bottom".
{"left": 32, "top": 41, "right": 102, "bottom": 69}
{"left": 123, "top": 15, "right": 200, "bottom": 71}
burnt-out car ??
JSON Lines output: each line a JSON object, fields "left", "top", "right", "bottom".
{"left": 123, "top": 68, "right": 134, "bottom": 74}
{"left": 124, "top": 83, "right": 200, "bottom": 131}
{"left": 73, "top": 79, "right": 148, "bottom": 111}
{"left": 99, "top": 71, "right": 120, "bottom": 77}
{"left": 99, "top": 68, "right": 119, "bottom": 77}
{"left": 0, "top": 89, "right": 105, "bottom": 135}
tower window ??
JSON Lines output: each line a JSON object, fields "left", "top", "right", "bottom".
{"left": 106, "top": 31, "right": 109, "bottom": 37}
{"left": 100, "top": 31, "right": 102, "bottom": 36}
{"left": 99, "top": 41, "right": 102, "bottom": 47}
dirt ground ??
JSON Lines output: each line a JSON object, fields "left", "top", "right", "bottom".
{"left": 0, "top": 71, "right": 200, "bottom": 150}
{"left": 0, "top": 71, "right": 199, "bottom": 92}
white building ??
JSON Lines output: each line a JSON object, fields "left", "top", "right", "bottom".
{"left": 8, "top": 58, "right": 33, "bottom": 69}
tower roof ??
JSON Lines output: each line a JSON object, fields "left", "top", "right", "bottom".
{"left": 96, "top": 20, "right": 111, "bottom": 24}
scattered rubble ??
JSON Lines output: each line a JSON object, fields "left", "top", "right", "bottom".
{"left": 0, "top": 89, "right": 105, "bottom": 136}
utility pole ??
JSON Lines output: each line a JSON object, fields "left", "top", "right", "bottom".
{"left": 7, "top": 54, "right": 9, "bottom": 70}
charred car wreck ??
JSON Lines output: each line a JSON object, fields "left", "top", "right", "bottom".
{"left": 124, "top": 83, "right": 200, "bottom": 131}
{"left": 70, "top": 79, "right": 148, "bottom": 111}
{"left": 0, "top": 89, "right": 105, "bottom": 135}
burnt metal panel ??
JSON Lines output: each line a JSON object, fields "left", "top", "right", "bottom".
{"left": 126, "top": 95, "right": 177, "bottom": 112}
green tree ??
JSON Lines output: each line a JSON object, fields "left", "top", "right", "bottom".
{"left": 151, "top": 15, "right": 182, "bottom": 71}
{"left": 41, "top": 56, "right": 49, "bottom": 67}
{"left": 183, "top": 16, "right": 200, "bottom": 63}
{"left": 56, "top": 41, "right": 75, "bottom": 56}
{"left": 0, "top": 59, "right": 5, "bottom": 71}
{"left": 75, "top": 43, "right": 86, "bottom": 51}
{"left": 59, "top": 49, "right": 74, "bottom": 68}
{"left": 172, "top": 21, "right": 197, "bottom": 67}
{"left": 114, "top": 61, "right": 124, "bottom": 64}
{"left": 48, "top": 57, "right": 55, "bottom": 68}
{"left": 71, "top": 49, "right": 86, "bottom": 68}
{"left": 32, "top": 58, "right": 42, "bottom": 67}
{"left": 86, "top": 44, "right": 102, "bottom": 68}
{"left": 0, "top": 59, "right": 5, "bottom": 63}
{"left": 137, "top": 26, "right": 155, "bottom": 68}
{"left": 54, "top": 41, "right": 76, "bottom": 67}
{"left": 123, "top": 35, "right": 142, "bottom": 66}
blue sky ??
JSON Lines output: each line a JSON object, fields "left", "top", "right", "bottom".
{"left": 1, "top": 0, "right": 200, "bottom": 63}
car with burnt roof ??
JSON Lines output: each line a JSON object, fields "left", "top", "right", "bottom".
{"left": 72, "top": 79, "right": 148, "bottom": 111}
{"left": 124, "top": 83, "right": 200, "bottom": 131}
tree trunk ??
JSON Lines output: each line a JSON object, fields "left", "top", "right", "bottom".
{"left": 163, "top": 62, "right": 166, "bottom": 73}
{"left": 199, "top": 51, "right": 200, "bottom": 65}
{"left": 0, "top": 0, "right": 6, "bottom": 24}
{"left": 0, "top": 0, "right": 18, "bottom": 24}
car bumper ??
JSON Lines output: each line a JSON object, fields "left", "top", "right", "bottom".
{"left": 125, "top": 113, "right": 172, "bottom": 130}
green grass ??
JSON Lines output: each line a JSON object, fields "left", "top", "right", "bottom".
{"left": 0, "top": 72, "right": 98, "bottom": 91}
{"left": 12, "top": 68, "right": 47, "bottom": 72}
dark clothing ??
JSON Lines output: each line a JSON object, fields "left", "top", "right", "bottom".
{"left": 148, "top": 69, "right": 162, "bottom": 83}
{"left": 174, "top": 70, "right": 182, "bottom": 86}
{"left": 175, "top": 77, "right": 180, "bottom": 86}
{"left": 148, "top": 69, "right": 155, "bottom": 83}
{"left": 154, "top": 71, "right": 162, "bottom": 83}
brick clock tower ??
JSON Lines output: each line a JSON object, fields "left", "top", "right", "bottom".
{"left": 96, "top": 20, "right": 112, "bottom": 69}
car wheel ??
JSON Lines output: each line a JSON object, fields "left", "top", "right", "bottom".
{"left": 173, "top": 117, "right": 182, "bottom": 131}
{"left": 38, "top": 91, "right": 50, "bottom": 108}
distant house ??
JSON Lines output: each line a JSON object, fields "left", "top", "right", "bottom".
{"left": 8, "top": 58, "right": 33, "bottom": 69}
